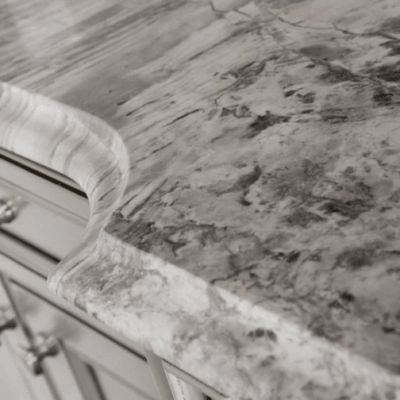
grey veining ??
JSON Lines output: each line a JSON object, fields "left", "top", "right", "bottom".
{"left": 1, "top": 0, "right": 400, "bottom": 399}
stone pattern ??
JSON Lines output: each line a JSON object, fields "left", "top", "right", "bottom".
{"left": 1, "top": 0, "right": 400, "bottom": 399}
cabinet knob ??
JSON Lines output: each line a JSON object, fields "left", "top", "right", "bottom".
{"left": 0, "top": 198, "right": 17, "bottom": 224}
{"left": 0, "top": 306, "right": 17, "bottom": 333}
{"left": 20, "top": 334, "right": 59, "bottom": 376}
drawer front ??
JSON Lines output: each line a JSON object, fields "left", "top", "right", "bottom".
{"left": 0, "top": 184, "right": 84, "bottom": 260}
{"left": 0, "top": 153, "right": 88, "bottom": 261}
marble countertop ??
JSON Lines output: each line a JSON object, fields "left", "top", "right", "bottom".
{"left": 1, "top": 0, "right": 400, "bottom": 398}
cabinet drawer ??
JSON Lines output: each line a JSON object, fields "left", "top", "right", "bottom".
{"left": 0, "top": 151, "right": 89, "bottom": 261}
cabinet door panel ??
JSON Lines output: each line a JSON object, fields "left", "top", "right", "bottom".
{"left": 40, "top": 340, "right": 87, "bottom": 400}
{"left": 91, "top": 365, "right": 154, "bottom": 400}
{"left": 0, "top": 276, "right": 55, "bottom": 400}
{"left": 0, "top": 335, "right": 34, "bottom": 400}
{"left": 9, "top": 282, "right": 160, "bottom": 400}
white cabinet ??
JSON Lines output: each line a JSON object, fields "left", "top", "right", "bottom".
{"left": 0, "top": 334, "right": 34, "bottom": 400}
{"left": 0, "top": 152, "right": 88, "bottom": 261}
{"left": 8, "top": 280, "right": 160, "bottom": 400}
{"left": 0, "top": 256, "right": 162, "bottom": 400}
{"left": 0, "top": 149, "right": 222, "bottom": 400}
{"left": 0, "top": 274, "right": 56, "bottom": 400}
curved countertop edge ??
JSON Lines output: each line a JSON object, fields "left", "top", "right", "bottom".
{"left": 0, "top": 82, "right": 399, "bottom": 400}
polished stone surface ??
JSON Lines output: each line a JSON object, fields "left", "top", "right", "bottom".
{"left": 1, "top": 0, "right": 400, "bottom": 399}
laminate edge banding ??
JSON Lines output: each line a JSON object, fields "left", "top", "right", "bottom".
{"left": 0, "top": 82, "right": 399, "bottom": 400}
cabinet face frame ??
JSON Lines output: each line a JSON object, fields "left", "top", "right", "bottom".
{"left": 0, "top": 150, "right": 223, "bottom": 400}
{"left": 0, "top": 334, "right": 36, "bottom": 400}
{"left": 0, "top": 254, "right": 162, "bottom": 400}
{"left": 0, "top": 253, "right": 173, "bottom": 400}
{"left": 8, "top": 280, "right": 160, "bottom": 400}
{"left": 0, "top": 274, "right": 57, "bottom": 400}
{"left": 0, "top": 150, "right": 89, "bottom": 262}
{"left": 0, "top": 249, "right": 223, "bottom": 400}
{"left": 0, "top": 230, "right": 55, "bottom": 277}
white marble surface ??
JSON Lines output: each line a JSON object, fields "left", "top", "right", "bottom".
{"left": 1, "top": 0, "right": 400, "bottom": 398}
